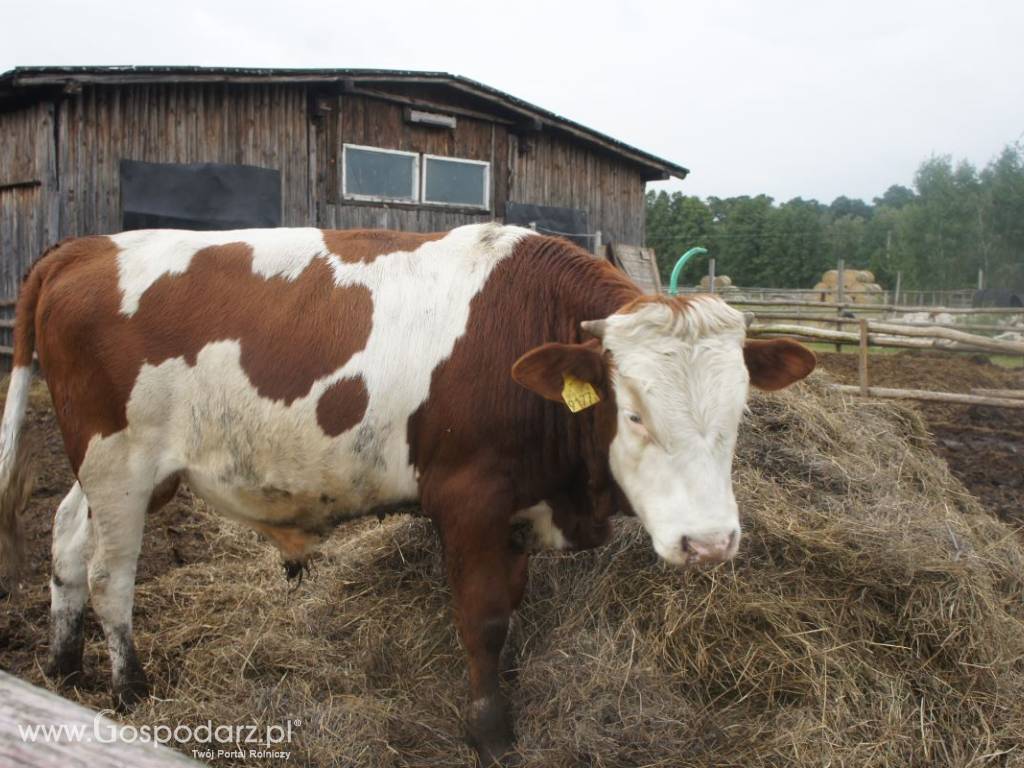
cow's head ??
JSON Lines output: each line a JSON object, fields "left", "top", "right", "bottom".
{"left": 512, "top": 296, "right": 814, "bottom": 566}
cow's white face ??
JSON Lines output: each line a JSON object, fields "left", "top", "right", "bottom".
{"left": 513, "top": 295, "right": 815, "bottom": 567}
{"left": 595, "top": 298, "right": 751, "bottom": 565}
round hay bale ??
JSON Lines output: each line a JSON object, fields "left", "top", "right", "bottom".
{"left": 821, "top": 270, "right": 875, "bottom": 289}
{"left": 54, "top": 377, "right": 1024, "bottom": 767}
{"left": 699, "top": 275, "right": 733, "bottom": 290}
{"left": 855, "top": 269, "right": 876, "bottom": 283}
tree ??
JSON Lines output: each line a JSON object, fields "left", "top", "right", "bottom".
{"left": 646, "top": 191, "right": 714, "bottom": 286}
{"left": 643, "top": 142, "right": 1024, "bottom": 292}
{"left": 829, "top": 196, "right": 873, "bottom": 220}
{"left": 762, "top": 198, "right": 829, "bottom": 286}
{"left": 980, "top": 144, "right": 1024, "bottom": 286}
{"left": 873, "top": 184, "right": 915, "bottom": 209}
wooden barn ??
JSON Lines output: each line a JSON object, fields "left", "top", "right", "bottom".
{"left": 0, "top": 66, "right": 688, "bottom": 306}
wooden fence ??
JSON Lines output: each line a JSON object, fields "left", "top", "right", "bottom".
{"left": 676, "top": 285, "right": 980, "bottom": 308}
{"left": 739, "top": 300, "right": 1024, "bottom": 409}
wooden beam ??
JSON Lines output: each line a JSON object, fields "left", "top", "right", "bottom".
{"left": 0, "top": 671, "right": 201, "bottom": 767}
{"left": 867, "top": 321, "right": 1024, "bottom": 354}
{"left": 744, "top": 312, "right": 1017, "bottom": 334}
{"left": 970, "top": 388, "right": 1024, "bottom": 400}
{"left": 729, "top": 299, "right": 1024, "bottom": 315}
{"left": 831, "top": 384, "right": 1024, "bottom": 409}
{"left": 0, "top": 180, "right": 42, "bottom": 191}
{"left": 748, "top": 323, "right": 1024, "bottom": 355}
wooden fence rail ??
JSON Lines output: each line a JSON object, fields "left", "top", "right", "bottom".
{"left": 829, "top": 384, "right": 1024, "bottom": 409}
{"left": 744, "top": 313, "right": 1018, "bottom": 335}
{"left": 745, "top": 309, "right": 1023, "bottom": 409}
{"left": 748, "top": 323, "right": 1024, "bottom": 356}
{"left": 728, "top": 299, "right": 1023, "bottom": 314}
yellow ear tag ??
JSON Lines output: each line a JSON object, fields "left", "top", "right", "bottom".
{"left": 561, "top": 373, "right": 600, "bottom": 413}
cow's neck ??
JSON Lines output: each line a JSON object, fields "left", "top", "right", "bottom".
{"left": 408, "top": 234, "right": 640, "bottom": 527}
{"left": 507, "top": 237, "right": 639, "bottom": 516}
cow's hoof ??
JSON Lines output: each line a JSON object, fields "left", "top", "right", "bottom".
{"left": 112, "top": 667, "right": 149, "bottom": 712}
{"left": 466, "top": 696, "right": 516, "bottom": 766}
{"left": 45, "top": 653, "right": 84, "bottom": 688}
{"left": 48, "top": 612, "right": 86, "bottom": 686}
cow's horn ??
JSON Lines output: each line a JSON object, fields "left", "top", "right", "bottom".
{"left": 580, "top": 319, "right": 606, "bottom": 339}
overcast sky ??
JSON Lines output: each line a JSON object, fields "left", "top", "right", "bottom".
{"left": 3, "top": 0, "right": 1022, "bottom": 204}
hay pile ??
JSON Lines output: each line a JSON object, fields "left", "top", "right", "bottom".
{"left": 815, "top": 269, "right": 885, "bottom": 304}
{"left": 24, "top": 375, "right": 1024, "bottom": 766}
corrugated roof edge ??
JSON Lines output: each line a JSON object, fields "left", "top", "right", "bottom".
{"left": 0, "top": 66, "right": 688, "bottom": 181}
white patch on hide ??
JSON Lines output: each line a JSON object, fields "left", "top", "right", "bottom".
{"left": 512, "top": 502, "right": 570, "bottom": 551}
{"left": 86, "top": 224, "right": 531, "bottom": 539}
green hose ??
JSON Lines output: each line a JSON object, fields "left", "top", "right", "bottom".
{"left": 668, "top": 247, "right": 708, "bottom": 296}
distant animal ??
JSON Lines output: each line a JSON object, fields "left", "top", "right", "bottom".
{"left": 0, "top": 224, "right": 814, "bottom": 765}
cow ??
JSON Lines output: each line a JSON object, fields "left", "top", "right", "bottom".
{"left": 0, "top": 224, "right": 814, "bottom": 764}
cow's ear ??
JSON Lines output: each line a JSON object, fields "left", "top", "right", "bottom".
{"left": 743, "top": 338, "right": 816, "bottom": 391}
{"left": 512, "top": 340, "right": 605, "bottom": 403}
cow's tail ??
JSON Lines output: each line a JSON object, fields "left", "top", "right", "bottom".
{"left": 0, "top": 253, "right": 47, "bottom": 593}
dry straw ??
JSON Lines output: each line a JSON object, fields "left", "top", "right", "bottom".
{"left": 19, "top": 374, "right": 1024, "bottom": 766}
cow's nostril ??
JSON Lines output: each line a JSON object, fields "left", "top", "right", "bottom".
{"left": 727, "top": 529, "right": 738, "bottom": 548}
{"left": 681, "top": 536, "right": 693, "bottom": 554}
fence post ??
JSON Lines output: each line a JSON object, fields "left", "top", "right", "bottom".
{"left": 835, "top": 258, "right": 845, "bottom": 353}
{"left": 708, "top": 257, "right": 716, "bottom": 294}
{"left": 858, "top": 319, "right": 870, "bottom": 395}
{"left": 836, "top": 258, "right": 845, "bottom": 305}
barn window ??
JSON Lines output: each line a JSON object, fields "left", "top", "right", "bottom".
{"left": 421, "top": 155, "right": 490, "bottom": 209}
{"left": 342, "top": 144, "right": 418, "bottom": 202}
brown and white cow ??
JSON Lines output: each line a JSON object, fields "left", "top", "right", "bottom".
{"left": 0, "top": 224, "right": 813, "bottom": 764}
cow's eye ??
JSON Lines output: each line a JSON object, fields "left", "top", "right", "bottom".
{"left": 627, "top": 412, "right": 642, "bottom": 424}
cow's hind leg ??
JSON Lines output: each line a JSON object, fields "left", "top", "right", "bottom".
{"left": 47, "top": 482, "right": 91, "bottom": 684}
{"left": 82, "top": 470, "right": 153, "bottom": 711}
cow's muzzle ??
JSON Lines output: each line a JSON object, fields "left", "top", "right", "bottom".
{"left": 680, "top": 528, "right": 740, "bottom": 564}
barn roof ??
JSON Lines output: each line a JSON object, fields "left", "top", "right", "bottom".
{"left": 0, "top": 66, "right": 689, "bottom": 182}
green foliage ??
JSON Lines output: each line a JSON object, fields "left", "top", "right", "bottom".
{"left": 646, "top": 144, "right": 1024, "bottom": 290}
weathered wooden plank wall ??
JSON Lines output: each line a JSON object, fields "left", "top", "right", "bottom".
{"left": 1, "top": 82, "right": 651, "bottom": 306}
{"left": 56, "top": 83, "right": 314, "bottom": 237}
{"left": 0, "top": 101, "right": 59, "bottom": 299}
{"left": 315, "top": 93, "right": 497, "bottom": 232}
{"left": 509, "top": 131, "right": 646, "bottom": 246}
{"left": 314, "top": 92, "right": 647, "bottom": 241}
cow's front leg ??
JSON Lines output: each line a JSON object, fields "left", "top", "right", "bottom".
{"left": 437, "top": 509, "right": 517, "bottom": 765}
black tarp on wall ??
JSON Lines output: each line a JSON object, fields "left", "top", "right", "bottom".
{"left": 120, "top": 160, "right": 282, "bottom": 230}
{"left": 505, "top": 202, "right": 591, "bottom": 250}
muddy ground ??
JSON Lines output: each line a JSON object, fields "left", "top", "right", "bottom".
{"left": 816, "top": 351, "right": 1023, "bottom": 527}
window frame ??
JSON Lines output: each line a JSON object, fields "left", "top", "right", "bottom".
{"left": 341, "top": 143, "right": 420, "bottom": 203}
{"left": 420, "top": 154, "right": 491, "bottom": 210}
